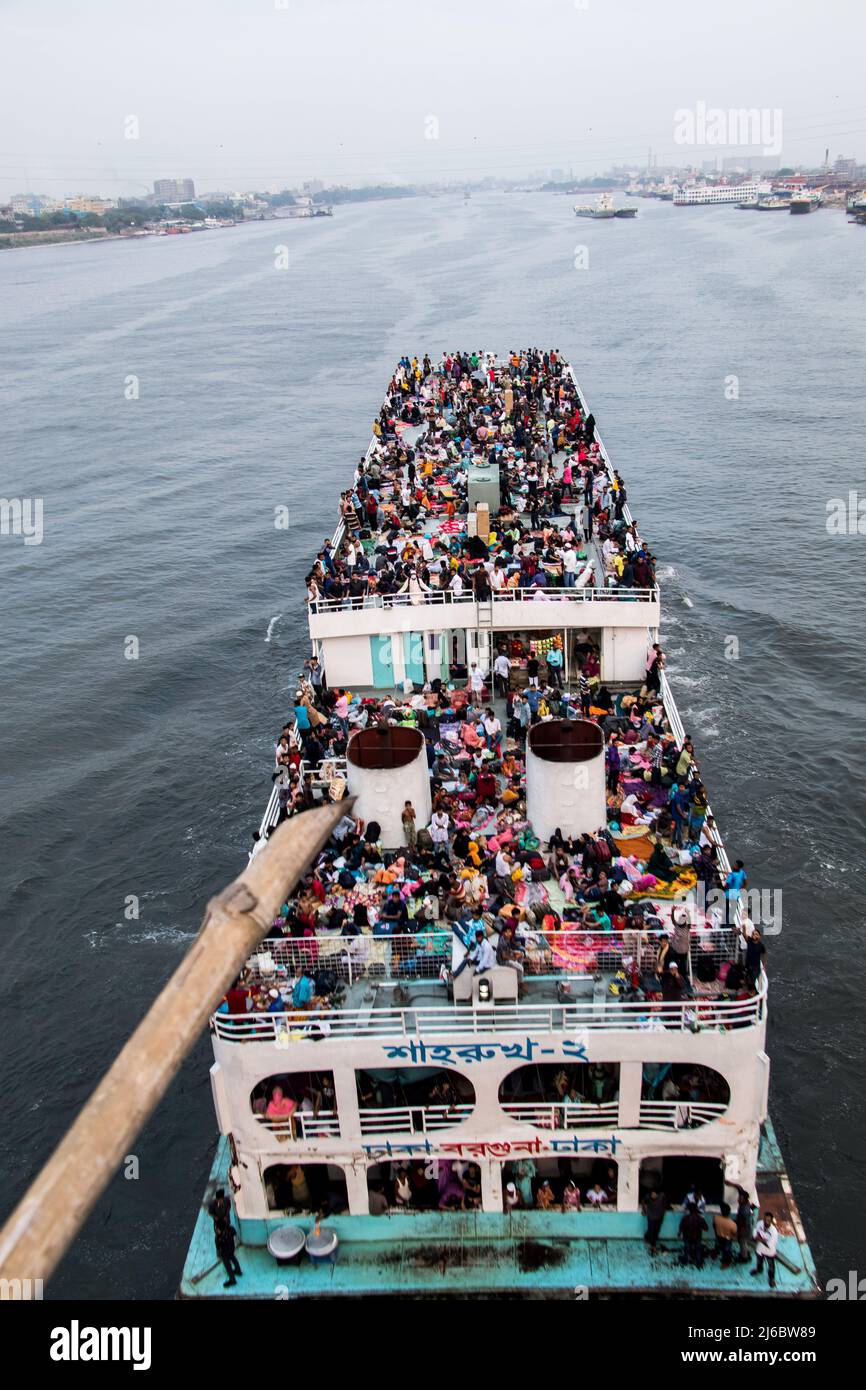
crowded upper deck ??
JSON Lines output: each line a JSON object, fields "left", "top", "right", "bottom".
{"left": 214, "top": 350, "right": 766, "bottom": 1045}
{"left": 305, "top": 350, "right": 658, "bottom": 613}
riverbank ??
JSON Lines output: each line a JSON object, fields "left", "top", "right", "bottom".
{"left": 0, "top": 226, "right": 118, "bottom": 250}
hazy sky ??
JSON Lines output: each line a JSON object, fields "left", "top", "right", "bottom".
{"left": 2, "top": 0, "right": 865, "bottom": 198}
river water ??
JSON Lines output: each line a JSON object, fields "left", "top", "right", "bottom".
{"left": 1, "top": 194, "right": 865, "bottom": 1297}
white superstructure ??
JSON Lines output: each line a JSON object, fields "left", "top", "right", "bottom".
{"left": 215, "top": 357, "right": 772, "bottom": 1230}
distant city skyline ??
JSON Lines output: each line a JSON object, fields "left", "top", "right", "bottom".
{"left": 1, "top": 0, "right": 865, "bottom": 201}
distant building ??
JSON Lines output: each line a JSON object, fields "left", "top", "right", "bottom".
{"left": 154, "top": 178, "right": 196, "bottom": 202}
{"left": 302, "top": 179, "right": 324, "bottom": 195}
{"left": 834, "top": 156, "right": 857, "bottom": 176}
{"left": 10, "top": 192, "right": 53, "bottom": 215}
{"left": 64, "top": 195, "right": 116, "bottom": 214}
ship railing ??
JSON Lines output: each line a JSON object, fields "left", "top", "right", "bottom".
{"left": 242, "top": 927, "right": 742, "bottom": 988}
{"left": 637, "top": 1100, "right": 728, "bottom": 1130}
{"left": 253, "top": 1110, "right": 340, "bottom": 1139}
{"left": 659, "top": 669, "right": 734, "bottom": 885}
{"left": 212, "top": 983, "right": 766, "bottom": 1042}
{"left": 358, "top": 1104, "right": 474, "bottom": 1136}
{"left": 254, "top": 758, "right": 348, "bottom": 853}
{"left": 308, "top": 585, "right": 659, "bottom": 614}
{"left": 567, "top": 366, "right": 640, "bottom": 537}
{"left": 500, "top": 1101, "right": 620, "bottom": 1130}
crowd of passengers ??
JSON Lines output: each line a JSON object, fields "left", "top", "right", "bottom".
{"left": 230, "top": 640, "right": 766, "bottom": 1023}
{"left": 305, "top": 347, "right": 657, "bottom": 611}
{"left": 223, "top": 349, "right": 767, "bottom": 1026}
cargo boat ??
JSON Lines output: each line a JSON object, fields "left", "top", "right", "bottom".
{"left": 790, "top": 192, "right": 822, "bottom": 214}
{"left": 574, "top": 194, "right": 616, "bottom": 219}
{"left": 180, "top": 351, "right": 819, "bottom": 1299}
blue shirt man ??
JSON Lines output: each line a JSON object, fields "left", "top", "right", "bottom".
{"left": 292, "top": 973, "right": 314, "bottom": 1007}
{"left": 725, "top": 864, "right": 747, "bottom": 900}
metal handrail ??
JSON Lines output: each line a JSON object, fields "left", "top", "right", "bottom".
{"left": 358, "top": 1104, "right": 474, "bottom": 1135}
{"left": 501, "top": 1100, "right": 620, "bottom": 1129}
{"left": 308, "top": 585, "right": 659, "bottom": 614}
{"left": 244, "top": 927, "right": 742, "bottom": 988}
{"left": 638, "top": 1100, "right": 728, "bottom": 1130}
{"left": 253, "top": 1110, "right": 340, "bottom": 1138}
{"left": 212, "top": 980, "right": 766, "bottom": 1041}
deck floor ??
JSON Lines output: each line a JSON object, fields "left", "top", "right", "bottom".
{"left": 179, "top": 1134, "right": 820, "bottom": 1300}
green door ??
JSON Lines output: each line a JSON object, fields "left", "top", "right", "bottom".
{"left": 370, "top": 635, "right": 394, "bottom": 688}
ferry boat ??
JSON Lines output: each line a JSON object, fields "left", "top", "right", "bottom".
{"left": 674, "top": 182, "right": 772, "bottom": 206}
{"left": 180, "top": 351, "right": 819, "bottom": 1299}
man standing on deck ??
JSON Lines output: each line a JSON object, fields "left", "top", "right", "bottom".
{"left": 643, "top": 1189, "right": 668, "bottom": 1256}
{"left": 713, "top": 1202, "right": 737, "bottom": 1270}
{"left": 493, "top": 648, "right": 511, "bottom": 698}
{"left": 750, "top": 1211, "right": 779, "bottom": 1289}
{"left": 215, "top": 1217, "right": 242, "bottom": 1288}
{"left": 724, "top": 859, "right": 748, "bottom": 925}
{"left": 678, "top": 1202, "right": 707, "bottom": 1269}
{"left": 744, "top": 928, "right": 767, "bottom": 988}
{"left": 469, "top": 662, "right": 485, "bottom": 706}
{"left": 735, "top": 1188, "right": 755, "bottom": 1263}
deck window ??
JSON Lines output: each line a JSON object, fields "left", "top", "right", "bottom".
{"left": 366, "top": 1157, "right": 480, "bottom": 1213}
{"left": 639, "top": 1155, "right": 725, "bottom": 1207}
{"left": 263, "top": 1162, "right": 348, "bottom": 1215}
{"left": 250, "top": 1071, "right": 338, "bottom": 1140}
{"left": 502, "top": 1156, "right": 619, "bottom": 1212}
{"left": 640, "top": 1063, "right": 730, "bottom": 1129}
{"left": 357, "top": 1067, "right": 475, "bottom": 1136}
{"left": 499, "top": 1062, "right": 620, "bottom": 1128}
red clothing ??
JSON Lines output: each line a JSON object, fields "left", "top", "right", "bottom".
{"left": 225, "top": 987, "right": 249, "bottom": 1015}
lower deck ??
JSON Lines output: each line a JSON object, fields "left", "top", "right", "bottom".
{"left": 179, "top": 1126, "right": 820, "bottom": 1299}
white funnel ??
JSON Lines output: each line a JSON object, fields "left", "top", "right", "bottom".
{"left": 346, "top": 725, "right": 432, "bottom": 849}
{"left": 525, "top": 719, "right": 606, "bottom": 843}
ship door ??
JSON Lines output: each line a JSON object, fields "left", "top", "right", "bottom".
{"left": 402, "top": 632, "right": 425, "bottom": 686}
{"left": 370, "top": 635, "right": 394, "bottom": 688}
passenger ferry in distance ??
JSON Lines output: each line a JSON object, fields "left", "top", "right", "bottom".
{"left": 179, "top": 351, "right": 819, "bottom": 1299}
{"left": 674, "top": 181, "right": 772, "bottom": 205}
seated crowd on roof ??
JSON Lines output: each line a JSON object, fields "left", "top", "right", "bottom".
{"left": 304, "top": 347, "right": 656, "bottom": 610}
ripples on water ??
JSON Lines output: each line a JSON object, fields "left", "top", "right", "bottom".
{"left": 1, "top": 196, "right": 865, "bottom": 1296}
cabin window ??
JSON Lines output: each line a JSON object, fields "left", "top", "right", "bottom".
{"left": 499, "top": 1062, "right": 620, "bottom": 1126}
{"left": 502, "top": 1156, "right": 619, "bottom": 1212}
{"left": 366, "top": 1158, "right": 467, "bottom": 1213}
{"left": 356, "top": 1067, "right": 475, "bottom": 1135}
{"left": 263, "top": 1162, "right": 348, "bottom": 1215}
{"left": 250, "top": 1071, "right": 338, "bottom": 1139}
{"left": 639, "top": 1155, "right": 725, "bottom": 1208}
{"left": 640, "top": 1063, "right": 730, "bottom": 1129}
